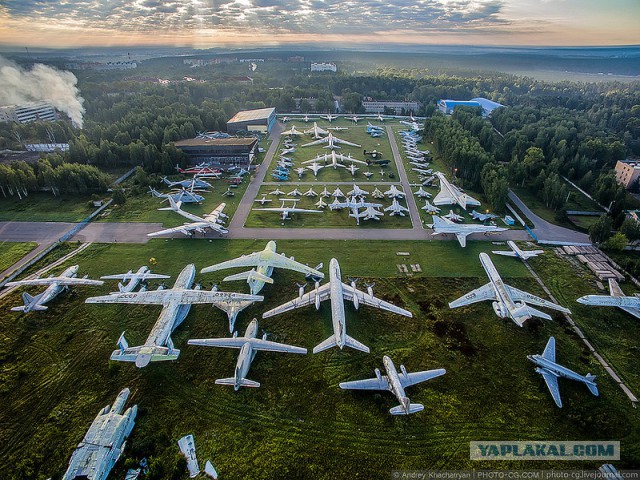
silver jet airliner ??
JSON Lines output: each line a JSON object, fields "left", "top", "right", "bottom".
{"left": 263, "top": 258, "right": 412, "bottom": 354}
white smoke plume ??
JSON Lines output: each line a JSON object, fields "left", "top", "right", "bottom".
{"left": 0, "top": 56, "right": 85, "bottom": 128}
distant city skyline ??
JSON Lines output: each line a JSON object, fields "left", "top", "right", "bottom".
{"left": 0, "top": 0, "right": 638, "bottom": 48}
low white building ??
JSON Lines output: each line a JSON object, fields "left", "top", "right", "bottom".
{"left": 310, "top": 62, "right": 337, "bottom": 72}
{"left": 0, "top": 102, "right": 57, "bottom": 124}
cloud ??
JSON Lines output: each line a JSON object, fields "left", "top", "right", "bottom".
{"left": 0, "top": 0, "right": 509, "bottom": 35}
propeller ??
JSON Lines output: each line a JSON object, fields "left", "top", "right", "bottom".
{"left": 365, "top": 281, "right": 376, "bottom": 297}
{"left": 296, "top": 282, "right": 307, "bottom": 298}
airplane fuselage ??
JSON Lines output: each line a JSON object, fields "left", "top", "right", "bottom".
{"left": 329, "top": 259, "right": 347, "bottom": 349}
{"left": 143, "top": 264, "right": 195, "bottom": 348}
{"left": 30, "top": 265, "right": 79, "bottom": 310}
{"left": 120, "top": 266, "right": 149, "bottom": 293}
{"left": 383, "top": 356, "right": 408, "bottom": 408}
{"left": 480, "top": 253, "right": 518, "bottom": 319}
{"left": 527, "top": 354, "right": 594, "bottom": 385}
{"left": 233, "top": 320, "right": 259, "bottom": 389}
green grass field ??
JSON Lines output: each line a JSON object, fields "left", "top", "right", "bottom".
{"left": 0, "top": 193, "right": 97, "bottom": 222}
{"left": 0, "top": 242, "right": 38, "bottom": 276}
{"left": 1, "top": 240, "right": 639, "bottom": 479}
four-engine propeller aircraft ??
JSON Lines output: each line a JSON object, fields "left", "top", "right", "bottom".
{"left": 5, "top": 265, "right": 103, "bottom": 312}
{"left": 85, "top": 264, "right": 262, "bottom": 367}
{"left": 201, "top": 240, "right": 324, "bottom": 296}
{"left": 449, "top": 253, "right": 571, "bottom": 326}
{"left": 528, "top": 336, "right": 598, "bottom": 408}
{"left": 577, "top": 278, "right": 640, "bottom": 319}
{"left": 433, "top": 172, "right": 481, "bottom": 210}
{"left": 263, "top": 258, "right": 412, "bottom": 354}
{"left": 252, "top": 198, "right": 323, "bottom": 221}
{"left": 329, "top": 195, "right": 384, "bottom": 225}
{"left": 281, "top": 125, "right": 304, "bottom": 136}
{"left": 429, "top": 215, "right": 507, "bottom": 247}
{"left": 340, "top": 355, "right": 446, "bottom": 415}
{"left": 492, "top": 241, "right": 544, "bottom": 261}
{"left": 304, "top": 122, "right": 329, "bottom": 139}
{"left": 188, "top": 319, "right": 307, "bottom": 390}
{"left": 148, "top": 197, "right": 228, "bottom": 238}
{"left": 100, "top": 266, "right": 170, "bottom": 293}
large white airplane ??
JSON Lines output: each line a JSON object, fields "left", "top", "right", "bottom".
{"left": 449, "top": 253, "right": 571, "bottom": 327}
{"left": 359, "top": 205, "right": 384, "bottom": 221}
{"left": 577, "top": 278, "right": 640, "bottom": 320}
{"left": 340, "top": 355, "right": 446, "bottom": 415}
{"left": 302, "top": 151, "right": 367, "bottom": 171}
{"left": 100, "top": 266, "right": 170, "bottom": 293}
{"left": 281, "top": 125, "right": 303, "bottom": 136}
{"left": 384, "top": 198, "right": 410, "bottom": 217}
{"left": 252, "top": 199, "right": 323, "bottom": 221}
{"left": 85, "top": 264, "right": 262, "bottom": 367}
{"left": 306, "top": 161, "right": 324, "bottom": 177}
{"left": 201, "top": 240, "right": 324, "bottom": 296}
{"left": 429, "top": 215, "right": 507, "bottom": 247}
{"left": 6, "top": 265, "right": 103, "bottom": 312}
{"left": 263, "top": 258, "right": 412, "bottom": 353}
{"left": 188, "top": 319, "right": 307, "bottom": 390}
{"left": 527, "top": 336, "right": 598, "bottom": 408}
{"left": 492, "top": 241, "right": 544, "bottom": 261}
{"left": 321, "top": 113, "right": 338, "bottom": 122}
{"left": 329, "top": 196, "right": 383, "bottom": 225}
{"left": 433, "top": 172, "right": 481, "bottom": 210}
{"left": 301, "top": 133, "right": 361, "bottom": 150}
{"left": 147, "top": 197, "right": 228, "bottom": 237}
{"left": 304, "top": 122, "right": 329, "bottom": 139}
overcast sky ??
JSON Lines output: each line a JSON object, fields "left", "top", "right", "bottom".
{"left": 0, "top": 0, "right": 638, "bottom": 48}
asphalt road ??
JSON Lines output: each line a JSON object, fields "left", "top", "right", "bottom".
{"left": 508, "top": 190, "right": 591, "bottom": 245}
{"left": 0, "top": 221, "right": 75, "bottom": 243}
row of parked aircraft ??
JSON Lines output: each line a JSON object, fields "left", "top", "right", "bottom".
{"left": 5, "top": 238, "right": 618, "bottom": 411}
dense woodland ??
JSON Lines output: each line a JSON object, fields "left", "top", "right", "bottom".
{"left": 0, "top": 58, "right": 639, "bottom": 240}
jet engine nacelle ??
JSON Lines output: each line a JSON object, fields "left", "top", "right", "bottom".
{"left": 400, "top": 364, "right": 408, "bottom": 379}
{"left": 296, "top": 283, "right": 306, "bottom": 299}
{"left": 492, "top": 301, "right": 507, "bottom": 318}
{"left": 314, "top": 282, "right": 321, "bottom": 310}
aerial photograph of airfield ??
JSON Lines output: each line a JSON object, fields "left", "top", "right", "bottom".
{"left": 0, "top": 1, "right": 639, "bottom": 479}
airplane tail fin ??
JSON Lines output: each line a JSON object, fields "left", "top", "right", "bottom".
{"left": 511, "top": 304, "right": 551, "bottom": 326}
{"left": 223, "top": 269, "right": 274, "bottom": 285}
{"left": 313, "top": 335, "right": 338, "bottom": 354}
{"left": 491, "top": 250, "right": 517, "bottom": 257}
{"left": 158, "top": 196, "right": 182, "bottom": 211}
{"left": 344, "top": 334, "right": 370, "bottom": 353}
{"left": 215, "top": 377, "right": 260, "bottom": 388}
{"left": 11, "top": 292, "right": 47, "bottom": 312}
{"left": 390, "top": 398, "right": 424, "bottom": 415}
{"left": 110, "top": 332, "right": 180, "bottom": 368}
{"left": 585, "top": 374, "right": 599, "bottom": 396}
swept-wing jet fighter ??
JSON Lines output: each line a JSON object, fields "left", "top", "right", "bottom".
{"left": 303, "top": 187, "right": 318, "bottom": 197}
{"left": 147, "top": 198, "right": 228, "bottom": 237}
{"left": 433, "top": 172, "right": 481, "bottom": 210}
{"left": 301, "top": 133, "right": 361, "bottom": 150}
{"left": 288, "top": 187, "right": 303, "bottom": 197}
{"left": 429, "top": 215, "right": 506, "bottom": 247}
{"left": 294, "top": 167, "right": 306, "bottom": 178}
{"left": 201, "top": 240, "right": 324, "bottom": 295}
{"left": 188, "top": 319, "right": 306, "bottom": 390}
{"left": 263, "top": 258, "right": 412, "bottom": 353}
{"left": 347, "top": 184, "right": 369, "bottom": 197}
{"left": 376, "top": 113, "right": 386, "bottom": 122}
{"left": 320, "top": 186, "right": 331, "bottom": 197}
{"left": 252, "top": 199, "right": 323, "bottom": 221}
{"left": 364, "top": 171, "right": 374, "bottom": 179}
{"left": 384, "top": 198, "right": 410, "bottom": 216}
{"left": 321, "top": 113, "right": 338, "bottom": 122}
{"left": 471, "top": 210, "right": 498, "bottom": 222}
{"left": 449, "top": 253, "right": 571, "bottom": 326}
{"left": 414, "top": 186, "right": 431, "bottom": 198}
{"left": 100, "top": 266, "right": 170, "bottom": 293}
{"left": 330, "top": 196, "right": 383, "bottom": 225}
{"left": 345, "top": 115, "right": 360, "bottom": 124}
{"left": 315, "top": 197, "right": 328, "bottom": 209}
{"left": 371, "top": 187, "right": 385, "bottom": 199}
{"left": 492, "top": 241, "right": 544, "bottom": 261}
{"left": 269, "top": 187, "right": 285, "bottom": 196}
{"left": 359, "top": 205, "right": 384, "bottom": 221}
{"left": 332, "top": 186, "right": 345, "bottom": 198}
{"left": 86, "top": 264, "right": 262, "bottom": 367}
{"left": 6, "top": 265, "right": 103, "bottom": 312}
{"left": 306, "top": 161, "right": 324, "bottom": 177}
{"left": 347, "top": 163, "right": 359, "bottom": 176}
{"left": 384, "top": 185, "right": 406, "bottom": 198}
{"left": 577, "top": 278, "right": 640, "bottom": 320}
{"left": 340, "top": 356, "right": 445, "bottom": 415}
{"left": 444, "top": 210, "right": 464, "bottom": 222}
{"left": 421, "top": 200, "right": 440, "bottom": 214}
{"left": 527, "top": 336, "right": 598, "bottom": 408}
{"left": 281, "top": 125, "right": 303, "bottom": 136}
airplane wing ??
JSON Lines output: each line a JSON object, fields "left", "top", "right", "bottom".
{"left": 86, "top": 289, "right": 262, "bottom": 306}
{"left": 260, "top": 253, "right": 325, "bottom": 278}
{"left": 448, "top": 283, "right": 496, "bottom": 308}
{"left": 505, "top": 285, "right": 570, "bottom": 313}
{"left": 147, "top": 222, "right": 227, "bottom": 237}
{"left": 100, "top": 273, "right": 170, "bottom": 280}
{"left": 433, "top": 189, "right": 454, "bottom": 205}
{"left": 201, "top": 252, "right": 263, "bottom": 272}
{"left": 455, "top": 232, "right": 470, "bottom": 248}
{"left": 247, "top": 338, "right": 307, "bottom": 354}
{"left": 262, "top": 283, "right": 332, "bottom": 318}
{"left": 399, "top": 368, "right": 447, "bottom": 388}
{"left": 6, "top": 277, "right": 103, "bottom": 287}
{"left": 491, "top": 250, "right": 517, "bottom": 257}
{"left": 301, "top": 138, "right": 326, "bottom": 147}
{"left": 539, "top": 370, "right": 562, "bottom": 408}
{"left": 341, "top": 284, "right": 413, "bottom": 317}
{"left": 287, "top": 208, "right": 323, "bottom": 214}
{"left": 334, "top": 138, "right": 361, "bottom": 147}
{"left": 204, "top": 203, "right": 227, "bottom": 222}
{"left": 339, "top": 375, "right": 389, "bottom": 391}
{"left": 608, "top": 279, "right": 624, "bottom": 297}
{"left": 542, "top": 337, "right": 555, "bottom": 362}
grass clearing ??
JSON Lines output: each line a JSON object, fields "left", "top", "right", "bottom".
{"left": 1, "top": 241, "right": 639, "bottom": 478}
{"left": 0, "top": 241, "right": 38, "bottom": 275}
{"left": 0, "top": 193, "right": 97, "bottom": 222}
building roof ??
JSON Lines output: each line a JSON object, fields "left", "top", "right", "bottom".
{"left": 440, "top": 100, "right": 481, "bottom": 108}
{"left": 470, "top": 97, "right": 504, "bottom": 113}
{"left": 174, "top": 137, "right": 257, "bottom": 148}
{"left": 227, "top": 107, "right": 275, "bottom": 124}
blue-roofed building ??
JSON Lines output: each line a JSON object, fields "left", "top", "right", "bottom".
{"left": 438, "top": 97, "right": 504, "bottom": 117}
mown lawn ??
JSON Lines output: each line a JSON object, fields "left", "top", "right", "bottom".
{"left": 1, "top": 240, "right": 638, "bottom": 478}
{"left": 0, "top": 241, "right": 38, "bottom": 276}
